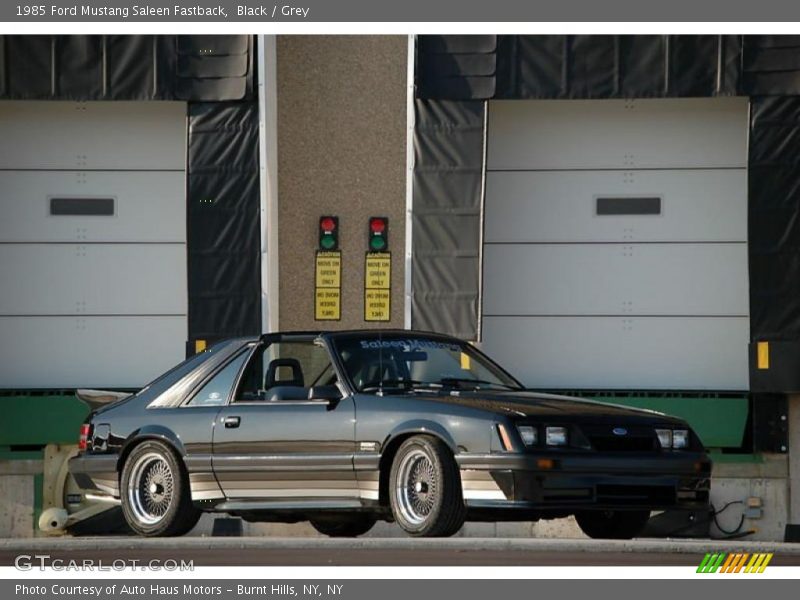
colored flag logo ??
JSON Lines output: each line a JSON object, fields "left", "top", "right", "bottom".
{"left": 697, "top": 552, "right": 773, "bottom": 573}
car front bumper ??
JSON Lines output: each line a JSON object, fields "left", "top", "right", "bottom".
{"left": 456, "top": 452, "right": 711, "bottom": 512}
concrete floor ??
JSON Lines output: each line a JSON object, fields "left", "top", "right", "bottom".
{"left": 2, "top": 536, "right": 800, "bottom": 566}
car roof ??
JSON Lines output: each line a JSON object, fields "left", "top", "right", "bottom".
{"left": 257, "top": 329, "right": 463, "bottom": 342}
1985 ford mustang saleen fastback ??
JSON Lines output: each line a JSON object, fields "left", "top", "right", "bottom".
{"left": 69, "top": 330, "right": 711, "bottom": 538}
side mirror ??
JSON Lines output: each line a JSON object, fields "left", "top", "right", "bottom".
{"left": 308, "top": 385, "right": 342, "bottom": 402}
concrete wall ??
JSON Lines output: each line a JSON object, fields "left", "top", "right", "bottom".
{"left": 276, "top": 36, "right": 407, "bottom": 331}
{"left": 712, "top": 457, "right": 789, "bottom": 541}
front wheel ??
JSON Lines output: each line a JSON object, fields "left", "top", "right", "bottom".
{"left": 310, "top": 515, "right": 376, "bottom": 537}
{"left": 389, "top": 435, "right": 466, "bottom": 537}
{"left": 120, "top": 440, "right": 201, "bottom": 537}
{"left": 575, "top": 509, "right": 651, "bottom": 539}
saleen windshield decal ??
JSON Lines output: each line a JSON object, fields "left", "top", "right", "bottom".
{"left": 359, "top": 339, "right": 460, "bottom": 352}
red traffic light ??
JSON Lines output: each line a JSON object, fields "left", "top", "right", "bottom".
{"left": 369, "top": 217, "right": 386, "bottom": 234}
{"left": 320, "top": 216, "right": 337, "bottom": 232}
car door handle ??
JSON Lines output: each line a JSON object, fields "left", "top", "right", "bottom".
{"left": 223, "top": 416, "right": 240, "bottom": 428}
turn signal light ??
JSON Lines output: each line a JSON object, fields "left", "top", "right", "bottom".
{"left": 78, "top": 423, "right": 92, "bottom": 451}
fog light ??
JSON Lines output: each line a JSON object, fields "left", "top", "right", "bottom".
{"left": 545, "top": 426, "right": 567, "bottom": 446}
{"left": 673, "top": 429, "right": 689, "bottom": 449}
{"left": 517, "top": 425, "right": 538, "bottom": 446}
{"left": 656, "top": 428, "right": 672, "bottom": 449}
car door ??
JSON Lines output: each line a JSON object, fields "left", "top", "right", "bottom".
{"left": 211, "top": 335, "right": 359, "bottom": 507}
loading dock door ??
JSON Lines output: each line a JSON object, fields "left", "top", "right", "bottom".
{"left": 481, "top": 98, "right": 749, "bottom": 390}
{"left": 0, "top": 101, "right": 187, "bottom": 389}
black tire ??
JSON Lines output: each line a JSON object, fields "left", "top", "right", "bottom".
{"left": 310, "top": 515, "right": 377, "bottom": 537}
{"left": 575, "top": 509, "right": 651, "bottom": 540}
{"left": 388, "top": 435, "right": 466, "bottom": 537}
{"left": 120, "top": 440, "right": 201, "bottom": 537}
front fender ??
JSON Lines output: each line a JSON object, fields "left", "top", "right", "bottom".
{"left": 382, "top": 419, "right": 459, "bottom": 454}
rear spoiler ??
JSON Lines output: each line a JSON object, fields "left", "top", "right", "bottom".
{"left": 75, "top": 389, "right": 132, "bottom": 411}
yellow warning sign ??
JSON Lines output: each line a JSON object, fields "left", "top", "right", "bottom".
{"left": 364, "top": 252, "right": 391, "bottom": 322}
{"left": 315, "top": 252, "right": 342, "bottom": 288}
{"left": 365, "top": 289, "right": 391, "bottom": 322}
{"left": 315, "top": 251, "right": 341, "bottom": 321}
{"left": 365, "top": 253, "right": 391, "bottom": 289}
{"left": 315, "top": 287, "right": 341, "bottom": 321}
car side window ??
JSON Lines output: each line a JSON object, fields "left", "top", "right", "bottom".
{"left": 235, "top": 340, "right": 335, "bottom": 402}
{"left": 186, "top": 350, "right": 250, "bottom": 407}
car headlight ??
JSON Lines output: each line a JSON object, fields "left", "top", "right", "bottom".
{"left": 656, "top": 428, "right": 672, "bottom": 449}
{"left": 656, "top": 428, "right": 690, "bottom": 449}
{"left": 545, "top": 426, "right": 567, "bottom": 446}
{"left": 517, "top": 425, "right": 538, "bottom": 446}
{"left": 672, "top": 429, "right": 689, "bottom": 449}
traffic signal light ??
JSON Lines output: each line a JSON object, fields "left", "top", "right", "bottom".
{"left": 368, "top": 217, "right": 388, "bottom": 252}
{"left": 319, "top": 216, "right": 339, "bottom": 251}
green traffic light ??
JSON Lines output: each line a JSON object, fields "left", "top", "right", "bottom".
{"left": 370, "top": 236, "right": 386, "bottom": 251}
{"left": 321, "top": 234, "right": 336, "bottom": 250}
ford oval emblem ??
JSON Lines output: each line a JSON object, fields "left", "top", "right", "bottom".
{"left": 612, "top": 427, "right": 628, "bottom": 436}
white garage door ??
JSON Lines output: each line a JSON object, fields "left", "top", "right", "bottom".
{"left": 481, "top": 98, "right": 749, "bottom": 391}
{"left": 0, "top": 101, "right": 187, "bottom": 389}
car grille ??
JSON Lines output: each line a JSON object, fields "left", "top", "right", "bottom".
{"left": 580, "top": 424, "right": 658, "bottom": 452}
{"left": 589, "top": 436, "right": 657, "bottom": 452}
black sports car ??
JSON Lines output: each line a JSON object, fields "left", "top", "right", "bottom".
{"left": 69, "top": 330, "right": 711, "bottom": 538}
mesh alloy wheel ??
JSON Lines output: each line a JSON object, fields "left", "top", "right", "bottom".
{"left": 120, "top": 440, "right": 201, "bottom": 537}
{"left": 395, "top": 448, "right": 439, "bottom": 525}
{"left": 127, "top": 452, "right": 175, "bottom": 525}
{"left": 388, "top": 435, "right": 466, "bottom": 537}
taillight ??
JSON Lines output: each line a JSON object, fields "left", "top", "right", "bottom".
{"left": 78, "top": 424, "right": 92, "bottom": 451}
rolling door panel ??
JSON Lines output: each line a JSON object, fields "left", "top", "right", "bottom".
{"left": 0, "top": 244, "right": 186, "bottom": 315}
{"left": 482, "top": 98, "right": 749, "bottom": 391}
{"left": 484, "top": 170, "right": 747, "bottom": 243}
{"left": 0, "top": 101, "right": 186, "bottom": 170}
{"left": 481, "top": 316, "right": 749, "bottom": 391}
{"left": 487, "top": 98, "right": 749, "bottom": 170}
{"left": 483, "top": 244, "right": 748, "bottom": 316}
{"left": 0, "top": 101, "right": 187, "bottom": 389}
{"left": 0, "top": 316, "right": 187, "bottom": 389}
{"left": 0, "top": 171, "right": 185, "bottom": 243}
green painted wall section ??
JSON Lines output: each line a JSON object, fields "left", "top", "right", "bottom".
{"left": 1, "top": 391, "right": 748, "bottom": 450}
{"left": 0, "top": 394, "right": 89, "bottom": 447}
{"left": 568, "top": 393, "right": 749, "bottom": 449}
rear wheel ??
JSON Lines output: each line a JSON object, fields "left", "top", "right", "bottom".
{"left": 310, "top": 515, "right": 376, "bottom": 537}
{"left": 389, "top": 435, "right": 466, "bottom": 537}
{"left": 575, "top": 509, "right": 651, "bottom": 539}
{"left": 120, "top": 440, "right": 201, "bottom": 537}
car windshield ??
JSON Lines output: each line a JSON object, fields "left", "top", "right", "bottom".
{"left": 332, "top": 334, "right": 522, "bottom": 393}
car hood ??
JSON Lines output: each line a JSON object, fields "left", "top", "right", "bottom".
{"left": 415, "top": 389, "right": 686, "bottom": 425}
